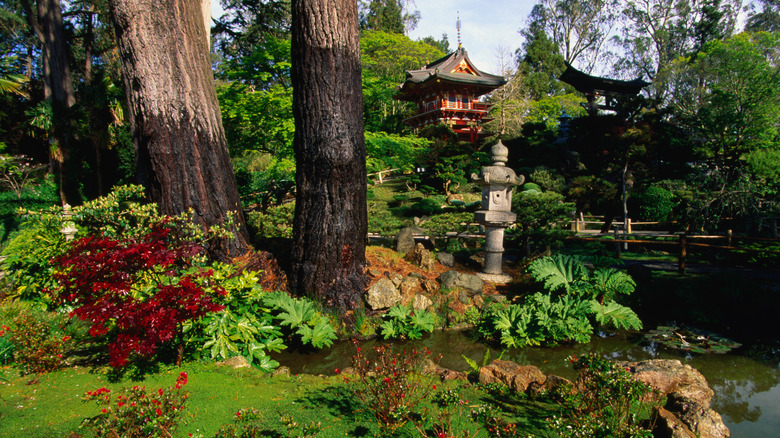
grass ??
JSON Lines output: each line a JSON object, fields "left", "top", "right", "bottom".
{"left": 0, "top": 361, "right": 562, "bottom": 437}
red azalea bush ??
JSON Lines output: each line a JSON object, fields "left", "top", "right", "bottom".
{"left": 52, "top": 226, "right": 224, "bottom": 367}
{"left": 81, "top": 372, "right": 189, "bottom": 438}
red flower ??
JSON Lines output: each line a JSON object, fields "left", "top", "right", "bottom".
{"left": 101, "top": 408, "right": 108, "bottom": 414}
{"left": 62, "top": 335, "right": 71, "bottom": 342}
{"left": 383, "top": 377, "right": 391, "bottom": 383}
{"left": 158, "top": 388, "right": 164, "bottom": 396}
{"left": 335, "top": 368, "right": 340, "bottom": 374}
{"left": 118, "top": 401, "right": 125, "bottom": 407}
{"left": 155, "top": 408, "right": 162, "bottom": 416}
{"left": 432, "top": 385, "right": 436, "bottom": 390}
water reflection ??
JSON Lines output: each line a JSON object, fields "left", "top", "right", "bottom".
{"left": 271, "top": 330, "right": 780, "bottom": 435}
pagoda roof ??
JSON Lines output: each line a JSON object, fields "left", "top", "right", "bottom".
{"left": 395, "top": 47, "right": 506, "bottom": 100}
{"left": 559, "top": 62, "right": 650, "bottom": 96}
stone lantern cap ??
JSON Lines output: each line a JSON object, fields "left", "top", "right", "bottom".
{"left": 471, "top": 140, "right": 523, "bottom": 187}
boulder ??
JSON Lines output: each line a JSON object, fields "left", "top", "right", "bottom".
{"left": 399, "top": 275, "right": 423, "bottom": 306}
{"left": 423, "top": 359, "right": 468, "bottom": 381}
{"left": 438, "top": 270, "right": 483, "bottom": 295}
{"left": 219, "top": 356, "right": 250, "bottom": 369}
{"left": 622, "top": 359, "right": 729, "bottom": 438}
{"left": 272, "top": 366, "right": 291, "bottom": 378}
{"left": 405, "top": 243, "right": 436, "bottom": 271}
{"left": 437, "top": 251, "right": 455, "bottom": 268}
{"left": 527, "top": 374, "right": 573, "bottom": 398}
{"left": 394, "top": 227, "right": 419, "bottom": 253}
{"left": 421, "top": 278, "right": 440, "bottom": 295}
{"left": 412, "top": 294, "right": 433, "bottom": 312}
{"left": 626, "top": 359, "right": 713, "bottom": 406}
{"left": 478, "top": 359, "right": 545, "bottom": 393}
{"left": 653, "top": 407, "right": 697, "bottom": 438}
{"left": 365, "top": 277, "right": 401, "bottom": 310}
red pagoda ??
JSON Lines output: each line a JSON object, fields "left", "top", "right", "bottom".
{"left": 395, "top": 46, "right": 506, "bottom": 144}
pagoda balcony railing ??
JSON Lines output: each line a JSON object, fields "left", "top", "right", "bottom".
{"left": 421, "top": 100, "right": 490, "bottom": 111}
{"left": 406, "top": 101, "right": 490, "bottom": 125}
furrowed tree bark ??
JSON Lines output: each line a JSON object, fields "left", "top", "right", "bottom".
{"left": 291, "top": 0, "right": 367, "bottom": 312}
{"left": 108, "top": 0, "right": 250, "bottom": 259}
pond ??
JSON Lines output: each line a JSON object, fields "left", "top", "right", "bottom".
{"left": 272, "top": 330, "right": 780, "bottom": 436}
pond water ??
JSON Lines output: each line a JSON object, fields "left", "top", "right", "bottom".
{"left": 272, "top": 330, "right": 780, "bottom": 437}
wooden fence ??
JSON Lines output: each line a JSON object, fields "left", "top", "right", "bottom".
{"left": 568, "top": 232, "right": 780, "bottom": 274}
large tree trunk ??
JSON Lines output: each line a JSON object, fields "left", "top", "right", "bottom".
{"left": 108, "top": 0, "right": 250, "bottom": 259}
{"left": 291, "top": 0, "right": 367, "bottom": 312}
{"left": 22, "top": 0, "right": 79, "bottom": 206}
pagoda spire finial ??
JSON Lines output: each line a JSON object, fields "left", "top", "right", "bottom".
{"left": 456, "top": 12, "right": 462, "bottom": 48}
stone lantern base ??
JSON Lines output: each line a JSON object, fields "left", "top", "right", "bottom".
{"left": 477, "top": 272, "right": 513, "bottom": 284}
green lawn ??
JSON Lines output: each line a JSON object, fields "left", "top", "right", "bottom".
{"left": 0, "top": 361, "right": 560, "bottom": 437}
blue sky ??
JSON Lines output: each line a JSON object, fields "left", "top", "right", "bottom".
{"left": 407, "top": 0, "right": 535, "bottom": 74}
{"left": 211, "top": 1, "right": 535, "bottom": 75}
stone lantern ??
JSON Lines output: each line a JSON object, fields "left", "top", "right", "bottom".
{"left": 471, "top": 140, "right": 523, "bottom": 283}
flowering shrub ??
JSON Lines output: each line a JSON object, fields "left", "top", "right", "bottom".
{"left": 52, "top": 226, "right": 224, "bottom": 368}
{"left": 548, "top": 353, "right": 658, "bottom": 438}
{"left": 81, "top": 372, "right": 189, "bottom": 438}
{"left": 8, "top": 311, "right": 69, "bottom": 374}
{"left": 0, "top": 325, "right": 13, "bottom": 364}
{"left": 344, "top": 340, "right": 440, "bottom": 428}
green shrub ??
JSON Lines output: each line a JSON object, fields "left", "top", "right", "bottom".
{"left": 1, "top": 220, "right": 67, "bottom": 305}
{"left": 8, "top": 309, "right": 71, "bottom": 374}
{"left": 379, "top": 304, "right": 436, "bottom": 340}
{"left": 246, "top": 202, "right": 294, "bottom": 239}
{"left": 475, "top": 255, "right": 642, "bottom": 348}
{"left": 418, "top": 211, "right": 474, "bottom": 237}
{"left": 634, "top": 185, "right": 677, "bottom": 222}
{"left": 549, "top": 353, "right": 658, "bottom": 437}
{"left": 262, "top": 291, "right": 338, "bottom": 349}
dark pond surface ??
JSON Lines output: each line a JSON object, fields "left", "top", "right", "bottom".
{"left": 272, "top": 330, "right": 780, "bottom": 437}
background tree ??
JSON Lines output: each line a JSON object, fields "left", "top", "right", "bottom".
{"left": 290, "top": 0, "right": 368, "bottom": 312}
{"left": 746, "top": 0, "right": 780, "bottom": 32}
{"left": 489, "top": 44, "right": 527, "bottom": 137}
{"left": 360, "top": 30, "right": 444, "bottom": 133}
{"left": 107, "top": 0, "right": 250, "bottom": 259}
{"left": 614, "top": 0, "right": 740, "bottom": 103}
{"left": 533, "top": 0, "right": 618, "bottom": 73}
{"left": 359, "top": 0, "right": 404, "bottom": 34}
{"left": 20, "top": 0, "right": 78, "bottom": 205}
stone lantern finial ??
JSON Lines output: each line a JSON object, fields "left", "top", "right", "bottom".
{"left": 491, "top": 140, "right": 508, "bottom": 166}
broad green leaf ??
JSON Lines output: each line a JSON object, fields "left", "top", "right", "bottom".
{"left": 589, "top": 300, "right": 643, "bottom": 331}
{"left": 528, "top": 254, "right": 589, "bottom": 293}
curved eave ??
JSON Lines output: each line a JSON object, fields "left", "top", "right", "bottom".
{"left": 395, "top": 73, "right": 506, "bottom": 101}
{"left": 560, "top": 62, "right": 650, "bottom": 96}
